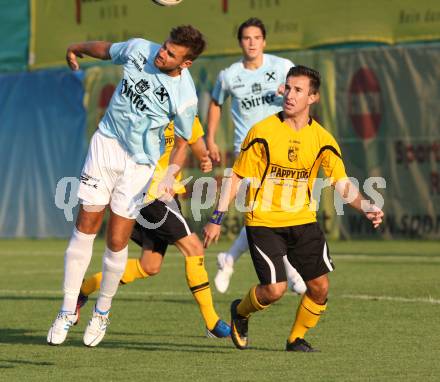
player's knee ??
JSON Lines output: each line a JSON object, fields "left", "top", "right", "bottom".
{"left": 179, "top": 234, "right": 204, "bottom": 257}
{"left": 261, "top": 283, "right": 287, "bottom": 303}
{"left": 76, "top": 205, "right": 104, "bottom": 234}
{"left": 107, "top": 236, "right": 129, "bottom": 252}
{"left": 306, "top": 282, "right": 328, "bottom": 303}
{"left": 143, "top": 264, "right": 161, "bottom": 276}
{"left": 139, "top": 258, "right": 161, "bottom": 276}
{"left": 76, "top": 216, "right": 101, "bottom": 234}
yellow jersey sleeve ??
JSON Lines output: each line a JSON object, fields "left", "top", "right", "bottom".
{"left": 233, "top": 126, "right": 266, "bottom": 179}
{"left": 187, "top": 115, "right": 204, "bottom": 144}
{"left": 319, "top": 134, "right": 348, "bottom": 183}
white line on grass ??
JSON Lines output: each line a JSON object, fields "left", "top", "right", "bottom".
{"left": 0, "top": 289, "right": 190, "bottom": 297}
{"left": 340, "top": 294, "right": 440, "bottom": 305}
{"left": 1, "top": 289, "right": 439, "bottom": 304}
{"left": 333, "top": 255, "right": 440, "bottom": 262}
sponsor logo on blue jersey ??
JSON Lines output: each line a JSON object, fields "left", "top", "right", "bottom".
{"left": 240, "top": 93, "right": 276, "bottom": 111}
{"left": 121, "top": 79, "right": 149, "bottom": 112}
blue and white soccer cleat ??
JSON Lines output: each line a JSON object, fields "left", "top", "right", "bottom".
{"left": 206, "top": 319, "right": 231, "bottom": 338}
{"left": 47, "top": 311, "right": 79, "bottom": 345}
{"left": 83, "top": 306, "right": 110, "bottom": 347}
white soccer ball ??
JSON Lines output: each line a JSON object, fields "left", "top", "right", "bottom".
{"left": 152, "top": 0, "right": 183, "bottom": 6}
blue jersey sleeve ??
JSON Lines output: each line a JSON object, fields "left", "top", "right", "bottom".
{"left": 211, "top": 70, "right": 229, "bottom": 105}
{"left": 110, "top": 38, "right": 153, "bottom": 65}
{"left": 173, "top": 104, "right": 197, "bottom": 140}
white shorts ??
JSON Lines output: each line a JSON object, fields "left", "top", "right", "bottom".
{"left": 78, "top": 130, "right": 155, "bottom": 219}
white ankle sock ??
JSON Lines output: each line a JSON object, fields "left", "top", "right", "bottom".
{"left": 95, "top": 246, "right": 128, "bottom": 312}
{"left": 62, "top": 228, "right": 96, "bottom": 312}
{"left": 282, "top": 256, "right": 302, "bottom": 281}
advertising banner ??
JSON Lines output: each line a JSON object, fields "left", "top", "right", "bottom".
{"left": 30, "top": 0, "right": 440, "bottom": 69}
{"left": 335, "top": 44, "right": 440, "bottom": 239}
{"left": 0, "top": 0, "right": 29, "bottom": 71}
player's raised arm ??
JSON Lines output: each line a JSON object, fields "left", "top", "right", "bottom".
{"left": 206, "top": 100, "right": 223, "bottom": 163}
{"left": 203, "top": 171, "right": 242, "bottom": 248}
{"left": 335, "top": 178, "right": 384, "bottom": 228}
{"left": 66, "top": 41, "right": 112, "bottom": 71}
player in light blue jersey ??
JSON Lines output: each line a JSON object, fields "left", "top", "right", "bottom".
{"left": 48, "top": 26, "right": 206, "bottom": 347}
{"left": 206, "top": 18, "right": 306, "bottom": 295}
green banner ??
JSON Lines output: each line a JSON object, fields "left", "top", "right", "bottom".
{"left": 335, "top": 44, "right": 440, "bottom": 239}
{"left": 30, "top": 0, "right": 440, "bottom": 69}
{"left": 0, "top": 0, "right": 29, "bottom": 72}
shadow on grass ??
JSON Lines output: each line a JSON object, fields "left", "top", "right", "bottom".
{"left": 0, "top": 328, "right": 48, "bottom": 346}
{"left": 0, "top": 296, "right": 195, "bottom": 306}
{"left": 0, "top": 328, "right": 281, "bottom": 354}
{"left": 97, "top": 339, "right": 233, "bottom": 354}
{"left": 0, "top": 359, "right": 54, "bottom": 366}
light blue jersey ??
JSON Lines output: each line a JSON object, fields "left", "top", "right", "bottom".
{"left": 211, "top": 54, "right": 294, "bottom": 153}
{"left": 98, "top": 38, "right": 198, "bottom": 165}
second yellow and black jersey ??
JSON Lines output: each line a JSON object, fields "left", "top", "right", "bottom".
{"left": 233, "top": 113, "right": 347, "bottom": 227}
{"left": 146, "top": 116, "right": 204, "bottom": 201}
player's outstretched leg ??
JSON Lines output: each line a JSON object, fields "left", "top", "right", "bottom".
{"left": 82, "top": 244, "right": 128, "bottom": 346}
{"left": 215, "top": 226, "right": 248, "bottom": 293}
{"left": 230, "top": 286, "right": 269, "bottom": 350}
{"left": 76, "top": 258, "right": 148, "bottom": 323}
{"left": 184, "top": 253, "right": 230, "bottom": 338}
{"left": 286, "top": 294, "right": 327, "bottom": 352}
{"left": 47, "top": 227, "right": 97, "bottom": 345}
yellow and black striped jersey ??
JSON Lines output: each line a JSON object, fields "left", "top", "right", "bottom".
{"left": 233, "top": 113, "right": 347, "bottom": 227}
{"left": 146, "top": 116, "right": 204, "bottom": 201}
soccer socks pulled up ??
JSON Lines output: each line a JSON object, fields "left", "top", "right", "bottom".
{"left": 62, "top": 228, "right": 96, "bottom": 312}
{"left": 185, "top": 255, "right": 219, "bottom": 330}
{"left": 120, "top": 258, "right": 148, "bottom": 284}
{"left": 81, "top": 259, "right": 148, "bottom": 296}
{"left": 288, "top": 294, "right": 327, "bottom": 343}
{"left": 226, "top": 226, "right": 249, "bottom": 263}
{"left": 237, "top": 286, "right": 269, "bottom": 318}
{"left": 95, "top": 246, "right": 128, "bottom": 313}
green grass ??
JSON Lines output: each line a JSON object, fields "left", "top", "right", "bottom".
{"left": 0, "top": 239, "right": 439, "bottom": 381}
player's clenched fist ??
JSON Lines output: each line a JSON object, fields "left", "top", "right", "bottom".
{"left": 66, "top": 44, "right": 83, "bottom": 71}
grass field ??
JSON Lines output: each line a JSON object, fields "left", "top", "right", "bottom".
{"left": 0, "top": 239, "right": 439, "bottom": 381}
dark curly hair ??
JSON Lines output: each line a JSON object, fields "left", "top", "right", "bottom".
{"left": 169, "top": 25, "right": 206, "bottom": 61}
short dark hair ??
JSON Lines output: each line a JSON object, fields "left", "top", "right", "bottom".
{"left": 169, "top": 25, "right": 206, "bottom": 61}
{"left": 237, "top": 17, "right": 266, "bottom": 41}
{"left": 286, "top": 65, "right": 321, "bottom": 94}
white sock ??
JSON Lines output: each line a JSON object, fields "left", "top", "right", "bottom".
{"left": 226, "top": 226, "right": 249, "bottom": 265}
{"left": 95, "top": 246, "right": 128, "bottom": 312}
{"left": 282, "top": 256, "right": 302, "bottom": 281}
{"left": 62, "top": 228, "right": 96, "bottom": 312}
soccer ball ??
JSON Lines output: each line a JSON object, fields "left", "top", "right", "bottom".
{"left": 152, "top": 0, "right": 183, "bottom": 6}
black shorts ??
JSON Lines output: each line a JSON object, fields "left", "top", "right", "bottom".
{"left": 245, "top": 223, "right": 334, "bottom": 284}
{"left": 131, "top": 197, "right": 192, "bottom": 256}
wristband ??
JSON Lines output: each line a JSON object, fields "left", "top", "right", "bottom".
{"left": 209, "top": 210, "right": 226, "bottom": 225}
